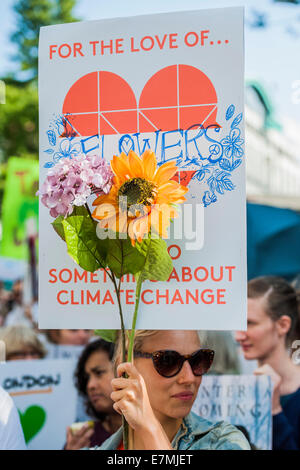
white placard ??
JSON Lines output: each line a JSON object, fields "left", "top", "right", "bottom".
{"left": 39, "top": 7, "right": 246, "bottom": 329}
{"left": 192, "top": 375, "right": 273, "bottom": 450}
{"left": 45, "top": 344, "right": 85, "bottom": 360}
{"left": 0, "top": 359, "right": 77, "bottom": 450}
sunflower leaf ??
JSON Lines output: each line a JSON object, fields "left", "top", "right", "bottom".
{"left": 94, "top": 329, "right": 117, "bottom": 343}
{"left": 106, "top": 236, "right": 145, "bottom": 278}
{"left": 72, "top": 206, "right": 90, "bottom": 216}
{"left": 135, "top": 237, "right": 173, "bottom": 281}
{"left": 62, "top": 209, "right": 108, "bottom": 272}
{"left": 52, "top": 215, "right": 66, "bottom": 241}
{"left": 52, "top": 207, "right": 93, "bottom": 243}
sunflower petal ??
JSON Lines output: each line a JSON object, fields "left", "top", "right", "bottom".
{"left": 158, "top": 181, "right": 182, "bottom": 193}
{"left": 93, "top": 203, "right": 118, "bottom": 220}
{"left": 156, "top": 193, "right": 187, "bottom": 204}
{"left": 142, "top": 150, "right": 157, "bottom": 180}
{"left": 117, "top": 212, "right": 129, "bottom": 233}
{"left": 111, "top": 154, "right": 131, "bottom": 178}
{"left": 128, "top": 150, "right": 144, "bottom": 177}
{"left": 119, "top": 152, "right": 129, "bottom": 163}
{"left": 128, "top": 214, "right": 151, "bottom": 243}
{"left": 154, "top": 162, "right": 178, "bottom": 185}
{"left": 156, "top": 181, "right": 188, "bottom": 205}
{"left": 98, "top": 210, "right": 128, "bottom": 233}
{"left": 92, "top": 193, "right": 116, "bottom": 206}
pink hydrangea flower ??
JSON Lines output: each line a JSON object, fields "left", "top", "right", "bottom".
{"left": 38, "top": 154, "right": 114, "bottom": 218}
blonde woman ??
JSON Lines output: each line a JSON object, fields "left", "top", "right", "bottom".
{"left": 95, "top": 330, "right": 250, "bottom": 450}
{"left": 0, "top": 325, "right": 46, "bottom": 360}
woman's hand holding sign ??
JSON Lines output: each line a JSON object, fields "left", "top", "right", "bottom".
{"left": 111, "top": 362, "right": 172, "bottom": 450}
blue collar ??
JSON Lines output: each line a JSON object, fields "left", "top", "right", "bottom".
{"left": 96, "top": 412, "right": 216, "bottom": 450}
{"left": 171, "top": 412, "right": 217, "bottom": 448}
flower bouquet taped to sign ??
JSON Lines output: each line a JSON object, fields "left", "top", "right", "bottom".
{"left": 38, "top": 149, "right": 188, "bottom": 448}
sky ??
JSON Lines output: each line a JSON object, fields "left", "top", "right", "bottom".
{"left": 0, "top": 0, "right": 299, "bottom": 124}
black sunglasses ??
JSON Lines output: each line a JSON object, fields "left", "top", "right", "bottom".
{"left": 134, "top": 348, "right": 215, "bottom": 378}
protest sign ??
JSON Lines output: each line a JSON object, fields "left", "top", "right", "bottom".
{"left": 43, "top": 344, "right": 92, "bottom": 422}
{"left": 0, "top": 359, "right": 77, "bottom": 449}
{"left": 45, "top": 343, "right": 84, "bottom": 360}
{"left": 39, "top": 7, "right": 246, "bottom": 329}
{"left": 192, "top": 375, "right": 273, "bottom": 450}
{"left": 0, "top": 158, "right": 38, "bottom": 260}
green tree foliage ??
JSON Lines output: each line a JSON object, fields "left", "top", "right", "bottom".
{"left": 0, "top": 79, "right": 38, "bottom": 163}
{"left": 0, "top": 1, "right": 78, "bottom": 165}
{"left": 11, "top": 0, "right": 78, "bottom": 79}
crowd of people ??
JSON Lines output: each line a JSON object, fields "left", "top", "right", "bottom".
{"left": 0, "top": 275, "right": 299, "bottom": 450}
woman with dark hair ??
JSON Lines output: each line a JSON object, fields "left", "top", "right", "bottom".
{"left": 65, "top": 339, "right": 122, "bottom": 450}
{"left": 235, "top": 276, "right": 300, "bottom": 450}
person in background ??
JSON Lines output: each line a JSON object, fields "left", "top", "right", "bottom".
{"left": 0, "top": 324, "right": 46, "bottom": 360}
{"left": 0, "top": 282, "right": 11, "bottom": 326}
{"left": 6, "top": 280, "right": 23, "bottom": 313}
{"left": 95, "top": 330, "right": 250, "bottom": 450}
{"left": 45, "top": 329, "right": 92, "bottom": 346}
{"left": 0, "top": 386, "right": 26, "bottom": 450}
{"left": 65, "top": 338, "right": 122, "bottom": 449}
{"left": 235, "top": 276, "right": 300, "bottom": 450}
{"left": 3, "top": 280, "right": 33, "bottom": 328}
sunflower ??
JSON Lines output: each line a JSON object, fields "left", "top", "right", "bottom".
{"left": 92, "top": 150, "right": 188, "bottom": 244}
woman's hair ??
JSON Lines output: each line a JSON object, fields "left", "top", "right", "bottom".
{"left": 0, "top": 325, "right": 47, "bottom": 358}
{"left": 248, "top": 276, "right": 300, "bottom": 346}
{"left": 113, "top": 330, "right": 158, "bottom": 367}
{"left": 113, "top": 330, "right": 205, "bottom": 370}
{"left": 74, "top": 338, "right": 115, "bottom": 419}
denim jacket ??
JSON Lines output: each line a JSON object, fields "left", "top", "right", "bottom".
{"left": 95, "top": 412, "right": 250, "bottom": 450}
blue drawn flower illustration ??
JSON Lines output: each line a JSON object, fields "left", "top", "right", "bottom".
{"left": 47, "top": 130, "right": 56, "bottom": 146}
{"left": 53, "top": 139, "right": 82, "bottom": 163}
{"left": 193, "top": 164, "right": 214, "bottom": 182}
{"left": 226, "top": 104, "right": 235, "bottom": 121}
{"left": 231, "top": 112, "right": 243, "bottom": 129}
{"left": 220, "top": 128, "right": 244, "bottom": 159}
{"left": 202, "top": 191, "right": 217, "bottom": 207}
{"left": 52, "top": 115, "right": 66, "bottom": 136}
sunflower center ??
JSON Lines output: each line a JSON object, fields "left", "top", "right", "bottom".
{"left": 118, "top": 177, "right": 156, "bottom": 212}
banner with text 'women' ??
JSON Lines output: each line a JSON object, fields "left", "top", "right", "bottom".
{"left": 38, "top": 7, "right": 246, "bottom": 329}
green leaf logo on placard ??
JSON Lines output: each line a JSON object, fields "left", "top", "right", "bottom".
{"left": 18, "top": 405, "right": 47, "bottom": 443}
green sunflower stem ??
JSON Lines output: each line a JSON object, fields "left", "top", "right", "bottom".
{"left": 115, "top": 283, "right": 128, "bottom": 448}
{"left": 110, "top": 269, "right": 129, "bottom": 450}
{"left": 125, "top": 272, "right": 143, "bottom": 450}
{"left": 128, "top": 272, "right": 143, "bottom": 363}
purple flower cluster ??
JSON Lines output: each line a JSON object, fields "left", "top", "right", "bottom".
{"left": 39, "top": 154, "right": 114, "bottom": 218}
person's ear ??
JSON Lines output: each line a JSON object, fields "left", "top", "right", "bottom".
{"left": 275, "top": 315, "right": 291, "bottom": 337}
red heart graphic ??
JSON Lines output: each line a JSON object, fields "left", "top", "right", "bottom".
{"left": 62, "top": 65, "right": 219, "bottom": 137}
